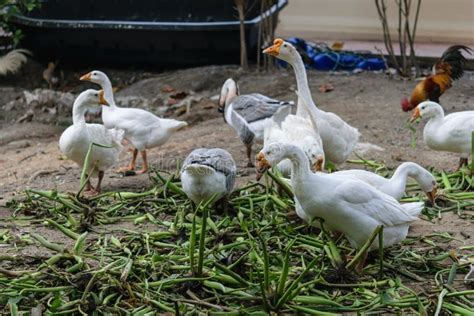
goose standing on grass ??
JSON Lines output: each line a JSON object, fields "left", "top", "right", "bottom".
{"left": 181, "top": 148, "right": 236, "bottom": 206}
{"left": 411, "top": 101, "right": 474, "bottom": 170}
{"left": 264, "top": 90, "right": 325, "bottom": 176}
{"left": 80, "top": 70, "right": 188, "bottom": 174}
{"left": 263, "top": 39, "right": 360, "bottom": 166}
{"left": 59, "top": 89, "right": 123, "bottom": 195}
{"left": 218, "top": 78, "right": 294, "bottom": 167}
{"left": 256, "top": 143, "right": 423, "bottom": 252}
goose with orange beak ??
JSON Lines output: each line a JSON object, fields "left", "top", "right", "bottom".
{"left": 410, "top": 101, "right": 474, "bottom": 170}
{"left": 59, "top": 89, "right": 123, "bottom": 195}
{"left": 80, "top": 70, "right": 188, "bottom": 174}
{"left": 263, "top": 39, "right": 360, "bottom": 166}
{"left": 256, "top": 143, "right": 424, "bottom": 255}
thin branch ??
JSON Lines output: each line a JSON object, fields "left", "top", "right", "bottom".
{"left": 375, "top": 0, "right": 402, "bottom": 73}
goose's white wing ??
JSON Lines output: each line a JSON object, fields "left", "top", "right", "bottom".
{"left": 440, "top": 112, "right": 474, "bottom": 146}
{"left": 109, "top": 107, "right": 161, "bottom": 132}
{"left": 334, "top": 179, "right": 419, "bottom": 226}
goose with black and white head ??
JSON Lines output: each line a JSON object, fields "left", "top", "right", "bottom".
{"left": 59, "top": 89, "right": 123, "bottom": 195}
{"left": 181, "top": 148, "right": 236, "bottom": 206}
{"left": 218, "top": 78, "right": 294, "bottom": 167}
{"left": 80, "top": 70, "right": 188, "bottom": 174}
{"left": 256, "top": 143, "right": 424, "bottom": 252}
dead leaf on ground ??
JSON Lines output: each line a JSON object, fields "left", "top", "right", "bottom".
{"left": 331, "top": 41, "right": 344, "bottom": 51}
{"left": 319, "top": 83, "right": 334, "bottom": 93}
{"left": 170, "top": 91, "right": 188, "bottom": 99}
{"left": 16, "top": 109, "right": 34, "bottom": 123}
{"left": 167, "top": 98, "right": 178, "bottom": 106}
{"left": 161, "top": 85, "right": 175, "bottom": 93}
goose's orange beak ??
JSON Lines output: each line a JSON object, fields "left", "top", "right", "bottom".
{"left": 98, "top": 90, "right": 109, "bottom": 106}
{"left": 313, "top": 156, "right": 324, "bottom": 172}
{"left": 263, "top": 38, "right": 284, "bottom": 56}
{"left": 256, "top": 152, "right": 271, "bottom": 181}
{"left": 80, "top": 72, "right": 92, "bottom": 81}
{"left": 410, "top": 107, "right": 421, "bottom": 123}
{"left": 425, "top": 187, "right": 437, "bottom": 205}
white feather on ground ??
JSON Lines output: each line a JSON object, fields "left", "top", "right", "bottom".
{"left": 0, "top": 49, "right": 32, "bottom": 76}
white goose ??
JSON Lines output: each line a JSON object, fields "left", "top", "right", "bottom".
{"left": 411, "top": 101, "right": 474, "bottom": 169}
{"left": 59, "top": 89, "right": 123, "bottom": 195}
{"left": 264, "top": 90, "right": 324, "bottom": 176}
{"left": 218, "top": 78, "right": 294, "bottom": 166}
{"left": 290, "top": 162, "right": 436, "bottom": 227}
{"left": 80, "top": 70, "right": 188, "bottom": 174}
{"left": 256, "top": 143, "right": 423, "bottom": 250}
{"left": 181, "top": 148, "right": 236, "bottom": 206}
{"left": 263, "top": 39, "right": 360, "bottom": 165}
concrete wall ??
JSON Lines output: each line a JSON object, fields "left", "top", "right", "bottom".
{"left": 276, "top": 0, "right": 474, "bottom": 44}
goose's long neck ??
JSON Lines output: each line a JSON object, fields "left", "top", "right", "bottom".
{"left": 290, "top": 53, "right": 318, "bottom": 117}
{"left": 425, "top": 108, "right": 445, "bottom": 126}
{"left": 391, "top": 162, "right": 430, "bottom": 191}
{"left": 100, "top": 77, "right": 117, "bottom": 108}
{"left": 424, "top": 107, "right": 445, "bottom": 140}
{"left": 225, "top": 82, "right": 238, "bottom": 107}
{"left": 283, "top": 145, "right": 312, "bottom": 181}
{"left": 387, "top": 163, "right": 413, "bottom": 197}
{"left": 72, "top": 99, "right": 87, "bottom": 127}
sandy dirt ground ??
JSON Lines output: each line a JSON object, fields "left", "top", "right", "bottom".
{"left": 0, "top": 63, "right": 473, "bottom": 260}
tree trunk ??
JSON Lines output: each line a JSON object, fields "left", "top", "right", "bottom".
{"left": 235, "top": 0, "right": 248, "bottom": 70}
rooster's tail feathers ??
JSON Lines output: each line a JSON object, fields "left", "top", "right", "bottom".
{"left": 0, "top": 49, "right": 32, "bottom": 76}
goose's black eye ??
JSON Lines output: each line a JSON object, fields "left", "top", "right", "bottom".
{"left": 283, "top": 44, "right": 287, "bottom": 48}
{"left": 94, "top": 93, "right": 98, "bottom": 96}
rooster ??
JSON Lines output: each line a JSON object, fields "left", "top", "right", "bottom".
{"left": 0, "top": 49, "right": 31, "bottom": 76}
{"left": 401, "top": 45, "right": 472, "bottom": 112}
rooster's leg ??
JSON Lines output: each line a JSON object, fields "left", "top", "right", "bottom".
{"left": 136, "top": 150, "right": 148, "bottom": 174}
{"left": 117, "top": 148, "right": 138, "bottom": 173}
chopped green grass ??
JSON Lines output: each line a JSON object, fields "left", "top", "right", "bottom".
{"left": 1, "top": 160, "right": 473, "bottom": 314}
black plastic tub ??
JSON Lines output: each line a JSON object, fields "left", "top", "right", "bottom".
{"left": 9, "top": 0, "right": 288, "bottom": 67}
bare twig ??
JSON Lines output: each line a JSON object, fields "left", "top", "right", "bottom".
{"left": 374, "top": 0, "right": 420, "bottom": 77}
{"left": 28, "top": 169, "right": 56, "bottom": 184}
